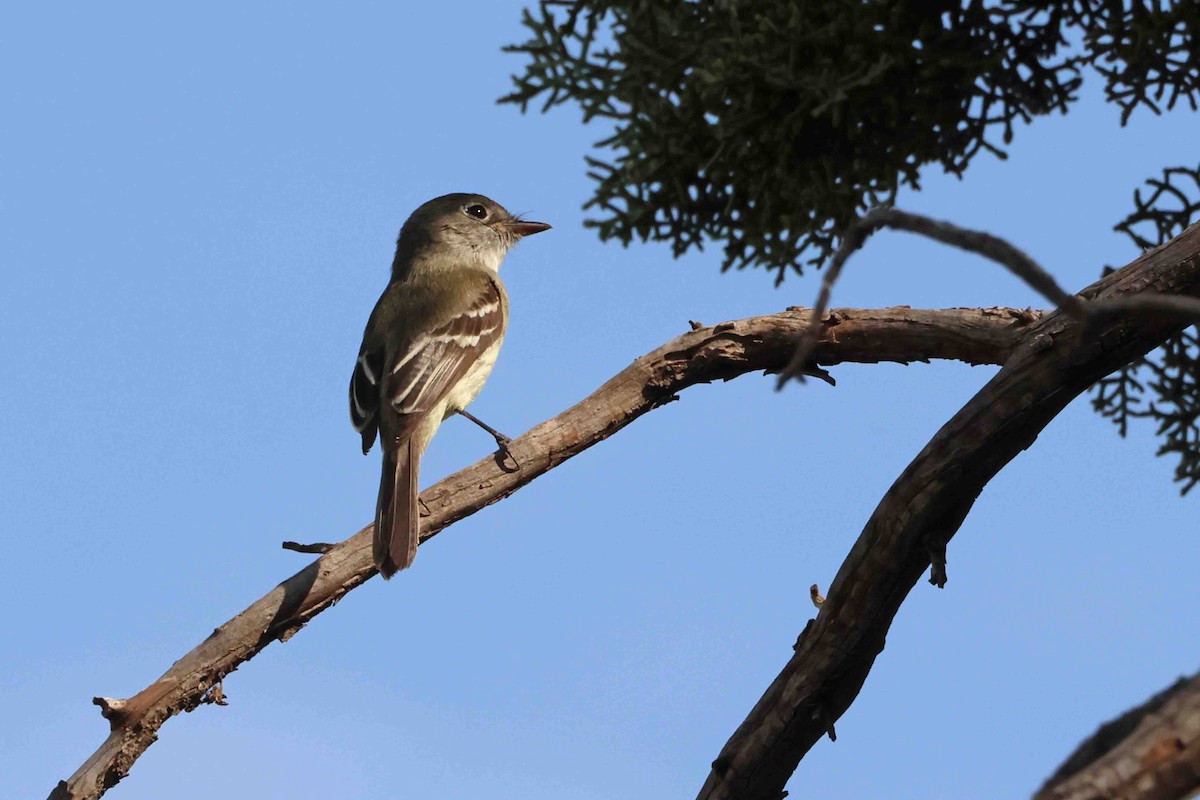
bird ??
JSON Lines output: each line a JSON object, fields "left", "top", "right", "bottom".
{"left": 349, "top": 193, "right": 550, "bottom": 577}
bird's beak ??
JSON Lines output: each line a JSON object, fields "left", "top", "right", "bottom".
{"left": 501, "top": 218, "right": 552, "bottom": 238}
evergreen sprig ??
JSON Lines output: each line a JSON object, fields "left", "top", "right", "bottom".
{"left": 503, "top": 1, "right": 1199, "bottom": 283}
{"left": 1092, "top": 164, "right": 1200, "bottom": 493}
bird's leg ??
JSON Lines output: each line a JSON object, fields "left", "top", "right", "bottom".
{"left": 455, "top": 409, "right": 517, "bottom": 467}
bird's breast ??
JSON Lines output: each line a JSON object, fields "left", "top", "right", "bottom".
{"left": 442, "top": 338, "right": 503, "bottom": 417}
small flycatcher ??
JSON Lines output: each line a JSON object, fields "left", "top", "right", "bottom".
{"left": 350, "top": 193, "right": 549, "bottom": 577}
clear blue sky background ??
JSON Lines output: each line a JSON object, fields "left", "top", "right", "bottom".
{"left": 3, "top": 4, "right": 1198, "bottom": 799}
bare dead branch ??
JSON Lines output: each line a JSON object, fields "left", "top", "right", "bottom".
{"left": 779, "top": 207, "right": 1086, "bottom": 386}
{"left": 1033, "top": 670, "right": 1200, "bottom": 800}
{"left": 697, "top": 222, "right": 1200, "bottom": 800}
{"left": 50, "top": 305, "right": 1032, "bottom": 800}
{"left": 780, "top": 209, "right": 1200, "bottom": 389}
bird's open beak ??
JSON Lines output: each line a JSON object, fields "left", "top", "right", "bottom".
{"left": 501, "top": 218, "right": 552, "bottom": 237}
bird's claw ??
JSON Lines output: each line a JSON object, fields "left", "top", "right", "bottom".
{"left": 493, "top": 435, "right": 518, "bottom": 470}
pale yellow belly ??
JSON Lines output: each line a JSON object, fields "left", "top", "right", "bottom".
{"left": 442, "top": 337, "right": 503, "bottom": 418}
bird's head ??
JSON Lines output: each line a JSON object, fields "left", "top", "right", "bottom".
{"left": 394, "top": 193, "right": 550, "bottom": 275}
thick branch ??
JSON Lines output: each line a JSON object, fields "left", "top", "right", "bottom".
{"left": 50, "top": 305, "right": 1031, "bottom": 800}
{"left": 1033, "top": 670, "right": 1200, "bottom": 800}
{"left": 696, "top": 222, "right": 1200, "bottom": 800}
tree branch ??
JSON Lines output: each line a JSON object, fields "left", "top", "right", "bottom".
{"left": 778, "top": 208, "right": 1200, "bottom": 387}
{"left": 779, "top": 207, "right": 1085, "bottom": 386}
{"left": 49, "top": 305, "right": 1032, "bottom": 800}
{"left": 1033, "top": 670, "right": 1200, "bottom": 800}
{"left": 696, "top": 222, "right": 1200, "bottom": 800}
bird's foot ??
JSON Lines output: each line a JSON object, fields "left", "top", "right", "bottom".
{"left": 492, "top": 433, "right": 519, "bottom": 471}
{"left": 456, "top": 408, "right": 519, "bottom": 471}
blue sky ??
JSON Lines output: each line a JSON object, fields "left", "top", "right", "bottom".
{"left": 3, "top": 4, "right": 1198, "bottom": 799}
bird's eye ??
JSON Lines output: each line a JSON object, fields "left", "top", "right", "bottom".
{"left": 464, "top": 204, "right": 489, "bottom": 220}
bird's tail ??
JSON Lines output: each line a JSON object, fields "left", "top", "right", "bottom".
{"left": 374, "top": 438, "right": 420, "bottom": 578}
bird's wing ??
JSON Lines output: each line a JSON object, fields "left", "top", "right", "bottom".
{"left": 350, "top": 342, "right": 385, "bottom": 454}
{"left": 384, "top": 276, "right": 505, "bottom": 426}
{"left": 352, "top": 270, "right": 505, "bottom": 453}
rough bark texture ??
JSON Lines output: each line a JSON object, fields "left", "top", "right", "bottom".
{"left": 1034, "top": 671, "right": 1200, "bottom": 800}
{"left": 49, "top": 305, "right": 1030, "bottom": 800}
{"left": 695, "top": 222, "right": 1200, "bottom": 800}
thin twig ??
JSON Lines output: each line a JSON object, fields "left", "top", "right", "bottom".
{"left": 778, "top": 207, "right": 1087, "bottom": 387}
{"left": 1090, "top": 294, "right": 1200, "bottom": 326}
{"left": 281, "top": 541, "right": 335, "bottom": 554}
